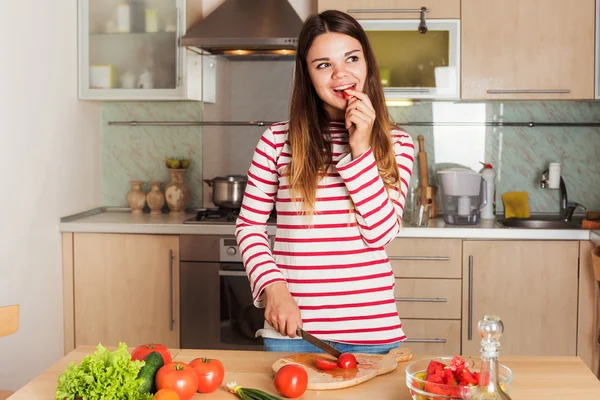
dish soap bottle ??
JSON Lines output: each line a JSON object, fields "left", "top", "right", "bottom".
{"left": 480, "top": 162, "right": 496, "bottom": 219}
{"left": 465, "top": 315, "right": 512, "bottom": 400}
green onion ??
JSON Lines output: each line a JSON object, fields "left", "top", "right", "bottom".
{"left": 225, "top": 381, "right": 283, "bottom": 400}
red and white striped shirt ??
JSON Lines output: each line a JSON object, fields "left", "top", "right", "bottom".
{"left": 235, "top": 121, "right": 414, "bottom": 345}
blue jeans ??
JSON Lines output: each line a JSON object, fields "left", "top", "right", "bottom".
{"left": 263, "top": 338, "right": 400, "bottom": 355}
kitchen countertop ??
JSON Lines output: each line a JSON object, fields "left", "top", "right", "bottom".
{"left": 10, "top": 346, "right": 600, "bottom": 399}
{"left": 59, "top": 207, "right": 595, "bottom": 240}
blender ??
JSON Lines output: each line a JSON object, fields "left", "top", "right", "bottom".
{"left": 438, "top": 168, "right": 487, "bottom": 225}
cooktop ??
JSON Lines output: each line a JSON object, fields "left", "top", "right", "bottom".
{"left": 183, "top": 208, "right": 276, "bottom": 225}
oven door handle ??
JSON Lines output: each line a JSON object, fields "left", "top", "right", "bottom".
{"left": 218, "top": 270, "right": 248, "bottom": 277}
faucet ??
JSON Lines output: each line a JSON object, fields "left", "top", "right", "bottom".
{"left": 540, "top": 169, "right": 586, "bottom": 222}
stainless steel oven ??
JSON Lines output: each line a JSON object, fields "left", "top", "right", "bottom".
{"left": 180, "top": 234, "right": 266, "bottom": 350}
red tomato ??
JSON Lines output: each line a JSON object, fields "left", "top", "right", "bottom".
{"left": 337, "top": 353, "right": 357, "bottom": 369}
{"left": 189, "top": 357, "right": 225, "bottom": 393}
{"left": 273, "top": 364, "right": 308, "bottom": 398}
{"left": 315, "top": 358, "right": 338, "bottom": 370}
{"left": 343, "top": 90, "right": 354, "bottom": 101}
{"left": 156, "top": 362, "right": 198, "bottom": 400}
{"left": 131, "top": 343, "right": 172, "bottom": 364}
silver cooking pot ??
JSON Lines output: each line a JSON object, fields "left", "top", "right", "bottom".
{"left": 203, "top": 175, "right": 248, "bottom": 208}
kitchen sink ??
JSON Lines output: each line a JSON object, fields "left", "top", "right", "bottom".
{"left": 496, "top": 215, "right": 583, "bottom": 230}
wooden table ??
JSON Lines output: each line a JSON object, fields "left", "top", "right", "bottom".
{"left": 10, "top": 347, "right": 600, "bottom": 399}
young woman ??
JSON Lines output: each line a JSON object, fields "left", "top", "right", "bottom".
{"left": 235, "top": 10, "right": 414, "bottom": 355}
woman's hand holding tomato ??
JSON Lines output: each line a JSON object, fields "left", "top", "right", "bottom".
{"left": 344, "top": 89, "right": 375, "bottom": 159}
{"left": 156, "top": 362, "right": 198, "bottom": 400}
{"left": 131, "top": 343, "right": 172, "bottom": 364}
{"left": 189, "top": 357, "right": 225, "bottom": 393}
{"left": 274, "top": 364, "right": 308, "bottom": 398}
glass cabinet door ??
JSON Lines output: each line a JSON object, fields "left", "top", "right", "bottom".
{"left": 359, "top": 20, "right": 460, "bottom": 99}
{"left": 79, "top": 0, "right": 191, "bottom": 99}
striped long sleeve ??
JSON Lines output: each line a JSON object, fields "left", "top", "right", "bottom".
{"left": 236, "top": 121, "right": 414, "bottom": 345}
{"left": 235, "top": 126, "right": 285, "bottom": 307}
{"left": 336, "top": 131, "right": 414, "bottom": 248}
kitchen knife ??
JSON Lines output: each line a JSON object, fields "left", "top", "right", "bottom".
{"left": 296, "top": 328, "right": 342, "bottom": 358}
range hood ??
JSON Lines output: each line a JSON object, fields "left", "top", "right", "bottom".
{"left": 181, "top": 0, "right": 303, "bottom": 59}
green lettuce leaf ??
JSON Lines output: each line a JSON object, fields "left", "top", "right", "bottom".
{"left": 55, "top": 342, "right": 153, "bottom": 400}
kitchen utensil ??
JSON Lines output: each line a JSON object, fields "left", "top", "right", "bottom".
{"left": 405, "top": 356, "right": 513, "bottom": 399}
{"left": 416, "top": 135, "right": 439, "bottom": 218}
{"left": 271, "top": 347, "right": 412, "bottom": 390}
{"left": 203, "top": 175, "right": 248, "bottom": 209}
{"left": 438, "top": 168, "right": 487, "bottom": 225}
{"left": 416, "top": 185, "right": 438, "bottom": 218}
{"left": 296, "top": 328, "right": 342, "bottom": 358}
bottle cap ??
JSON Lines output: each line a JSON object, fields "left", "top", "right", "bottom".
{"left": 480, "top": 162, "right": 493, "bottom": 169}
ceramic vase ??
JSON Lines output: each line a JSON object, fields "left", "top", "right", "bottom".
{"left": 146, "top": 181, "right": 165, "bottom": 214}
{"left": 127, "top": 180, "right": 146, "bottom": 214}
{"left": 164, "top": 169, "right": 190, "bottom": 214}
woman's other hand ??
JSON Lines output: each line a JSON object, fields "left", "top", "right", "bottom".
{"left": 344, "top": 89, "right": 376, "bottom": 159}
{"left": 264, "top": 282, "right": 303, "bottom": 337}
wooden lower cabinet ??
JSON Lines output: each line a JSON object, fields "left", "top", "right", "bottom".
{"left": 578, "top": 241, "right": 599, "bottom": 375}
{"left": 401, "top": 319, "right": 461, "bottom": 355}
{"left": 395, "top": 279, "right": 462, "bottom": 319}
{"left": 461, "top": 241, "right": 579, "bottom": 356}
{"left": 386, "top": 238, "right": 462, "bottom": 278}
{"left": 66, "top": 233, "right": 180, "bottom": 351}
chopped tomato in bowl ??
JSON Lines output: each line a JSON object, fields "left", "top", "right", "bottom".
{"left": 405, "top": 356, "right": 513, "bottom": 399}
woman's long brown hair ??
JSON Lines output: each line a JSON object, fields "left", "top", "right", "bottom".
{"left": 287, "top": 10, "right": 400, "bottom": 213}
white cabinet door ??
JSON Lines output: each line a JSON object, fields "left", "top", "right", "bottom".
{"left": 78, "top": 0, "right": 214, "bottom": 101}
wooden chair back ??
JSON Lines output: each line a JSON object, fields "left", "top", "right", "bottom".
{"left": 593, "top": 246, "right": 600, "bottom": 282}
{"left": 0, "top": 305, "right": 19, "bottom": 338}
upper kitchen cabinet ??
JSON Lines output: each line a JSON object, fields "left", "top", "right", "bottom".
{"left": 319, "top": 1, "right": 461, "bottom": 99}
{"left": 462, "top": 0, "right": 595, "bottom": 100}
{"left": 318, "top": 0, "right": 460, "bottom": 19}
{"left": 78, "top": 0, "right": 214, "bottom": 101}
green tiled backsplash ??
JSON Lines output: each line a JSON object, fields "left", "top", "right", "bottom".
{"left": 102, "top": 100, "right": 600, "bottom": 215}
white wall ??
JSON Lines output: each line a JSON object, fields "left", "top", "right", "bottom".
{"left": 202, "top": 0, "right": 317, "bottom": 20}
{"left": 0, "top": 0, "right": 101, "bottom": 391}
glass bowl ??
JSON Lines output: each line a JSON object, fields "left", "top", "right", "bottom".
{"left": 405, "top": 356, "right": 513, "bottom": 399}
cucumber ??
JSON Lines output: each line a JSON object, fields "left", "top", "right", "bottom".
{"left": 138, "top": 351, "right": 165, "bottom": 394}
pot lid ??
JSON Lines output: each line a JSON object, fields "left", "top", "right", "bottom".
{"left": 213, "top": 175, "right": 248, "bottom": 182}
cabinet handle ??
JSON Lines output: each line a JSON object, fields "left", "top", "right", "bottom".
{"left": 468, "top": 255, "right": 473, "bottom": 340}
{"left": 395, "top": 297, "right": 448, "bottom": 303}
{"left": 176, "top": 7, "right": 182, "bottom": 88}
{"left": 347, "top": 8, "right": 429, "bottom": 14}
{"left": 389, "top": 256, "right": 450, "bottom": 261}
{"left": 169, "top": 249, "right": 174, "bottom": 332}
{"left": 404, "top": 338, "right": 447, "bottom": 343}
{"left": 486, "top": 89, "right": 570, "bottom": 94}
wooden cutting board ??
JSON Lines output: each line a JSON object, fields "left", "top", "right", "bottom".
{"left": 271, "top": 347, "right": 412, "bottom": 390}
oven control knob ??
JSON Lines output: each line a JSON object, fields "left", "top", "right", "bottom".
{"left": 226, "top": 247, "right": 237, "bottom": 256}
